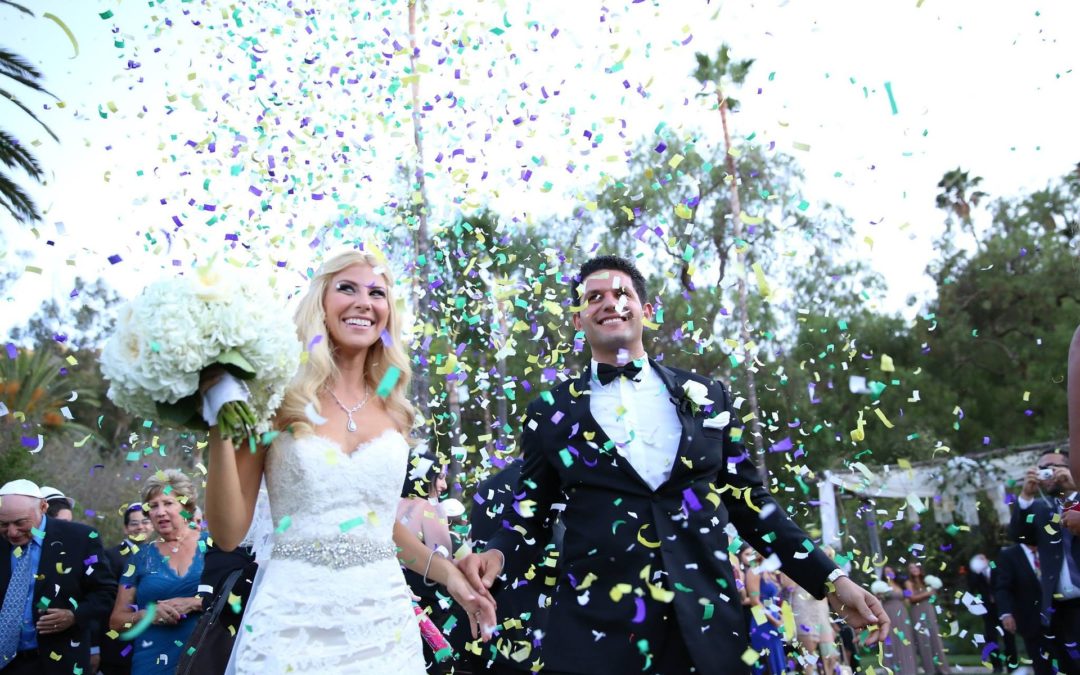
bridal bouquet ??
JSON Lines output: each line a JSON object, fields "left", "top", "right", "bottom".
{"left": 869, "top": 580, "right": 890, "bottom": 596}
{"left": 101, "top": 268, "right": 300, "bottom": 443}
{"left": 924, "top": 574, "right": 943, "bottom": 591}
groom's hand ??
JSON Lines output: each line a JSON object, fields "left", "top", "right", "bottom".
{"left": 459, "top": 549, "right": 504, "bottom": 597}
{"left": 827, "top": 576, "right": 891, "bottom": 646}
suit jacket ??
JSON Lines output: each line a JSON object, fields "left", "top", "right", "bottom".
{"left": 98, "top": 540, "right": 138, "bottom": 671}
{"left": 1010, "top": 496, "right": 1078, "bottom": 625}
{"left": 967, "top": 567, "right": 997, "bottom": 615}
{"left": 0, "top": 519, "right": 118, "bottom": 675}
{"left": 487, "top": 362, "right": 837, "bottom": 674}
{"left": 472, "top": 462, "right": 563, "bottom": 671}
{"left": 994, "top": 544, "right": 1042, "bottom": 635}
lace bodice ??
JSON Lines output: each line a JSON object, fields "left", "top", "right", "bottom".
{"left": 264, "top": 430, "right": 408, "bottom": 545}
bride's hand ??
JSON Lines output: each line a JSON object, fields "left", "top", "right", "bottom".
{"left": 446, "top": 570, "right": 497, "bottom": 641}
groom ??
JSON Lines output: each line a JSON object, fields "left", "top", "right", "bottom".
{"left": 461, "top": 255, "right": 889, "bottom": 674}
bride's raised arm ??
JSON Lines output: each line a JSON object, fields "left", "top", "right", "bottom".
{"left": 204, "top": 426, "right": 267, "bottom": 551}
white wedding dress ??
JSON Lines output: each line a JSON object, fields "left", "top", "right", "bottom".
{"left": 228, "top": 430, "right": 427, "bottom": 674}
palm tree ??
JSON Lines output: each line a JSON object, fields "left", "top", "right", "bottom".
{"left": 1, "top": 0, "right": 58, "bottom": 224}
{"left": 693, "top": 46, "right": 768, "bottom": 480}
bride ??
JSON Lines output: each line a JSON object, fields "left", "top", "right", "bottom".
{"left": 202, "top": 249, "right": 495, "bottom": 673}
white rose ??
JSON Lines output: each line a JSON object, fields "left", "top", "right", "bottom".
{"left": 682, "top": 380, "right": 713, "bottom": 407}
{"left": 925, "top": 575, "right": 943, "bottom": 590}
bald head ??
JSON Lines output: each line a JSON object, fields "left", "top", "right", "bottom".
{"left": 0, "top": 494, "right": 46, "bottom": 546}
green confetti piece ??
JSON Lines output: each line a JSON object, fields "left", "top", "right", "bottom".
{"left": 375, "top": 366, "right": 401, "bottom": 397}
{"left": 558, "top": 448, "right": 573, "bottom": 467}
{"left": 703, "top": 603, "right": 715, "bottom": 620}
{"left": 275, "top": 515, "right": 292, "bottom": 534}
{"left": 339, "top": 516, "right": 366, "bottom": 533}
{"left": 120, "top": 603, "right": 156, "bottom": 640}
{"left": 884, "top": 81, "right": 898, "bottom": 114}
{"left": 99, "top": 9, "right": 114, "bottom": 19}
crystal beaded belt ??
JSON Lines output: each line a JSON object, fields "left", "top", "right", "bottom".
{"left": 272, "top": 537, "right": 397, "bottom": 569}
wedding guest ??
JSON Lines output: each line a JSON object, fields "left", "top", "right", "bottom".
{"left": 40, "top": 486, "right": 74, "bottom": 522}
{"left": 789, "top": 547, "right": 839, "bottom": 675}
{"left": 99, "top": 504, "right": 154, "bottom": 675}
{"left": 995, "top": 524, "right": 1052, "bottom": 675}
{"left": 0, "top": 479, "right": 117, "bottom": 675}
{"left": 110, "top": 470, "right": 206, "bottom": 675}
{"left": 1069, "top": 324, "right": 1079, "bottom": 485}
{"left": 460, "top": 255, "right": 888, "bottom": 674}
{"left": 1010, "top": 449, "right": 1080, "bottom": 674}
{"left": 742, "top": 547, "right": 788, "bottom": 675}
{"left": 906, "top": 561, "right": 950, "bottom": 675}
{"left": 880, "top": 565, "right": 918, "bottom": 675}
{"left": 967, "top": 553, "right": 1011, "bottom": 673}
{"left": 399, "top": 453, "right": 459, "bottom": 673}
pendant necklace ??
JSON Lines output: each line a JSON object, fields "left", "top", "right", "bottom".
{"left": 327, "top": 386, "right": 372, "bottom": 432}
{"left": 159, "top": 530, "right": 187, "bottom": 554}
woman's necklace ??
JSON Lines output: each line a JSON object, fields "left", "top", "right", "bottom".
{"left": 326, "top": 386, "right": 372, "bottom": 432}
{"left": 158, "top": 529, "right": 188, "bottom": 554}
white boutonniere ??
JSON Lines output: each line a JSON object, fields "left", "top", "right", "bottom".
{"left": 672, "top": 380, "right": 713, "bottom": 416}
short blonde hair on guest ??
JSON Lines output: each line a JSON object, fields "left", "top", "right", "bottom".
{"left": 142, "top": 469, "right": 198, "bottom": 518}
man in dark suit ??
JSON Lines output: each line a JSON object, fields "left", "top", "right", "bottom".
{"left": 995, "top": 529, "right": 1052, "bottom": 675}
{"left": 1010, "top": 449, "right": 1080, "bottom": 674}
{"left": 968, "top": 552, "right": 1016, "bottom": 672}
{"left": 0, "top": 479, "right": 117, "bottom": 675}
{"left": 470, "top": 460, "right": 564, "bottom": 674}
{"left": 460, "top": 255, "right": 889, "bottom": 674}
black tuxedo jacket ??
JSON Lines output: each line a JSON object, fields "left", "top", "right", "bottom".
{"left": 994, "top": 544, "right": 1042, "bottom": 635}
{"left": 98, "top": 540, "right": 136, "bottom": 670}
{"left": 487, "top": 362, "right": 837, "bottom": 674}
{"left": 1010, "top": 497, "right": 1077, "bottom": 625}
{"left": 0, "top": 518, "right": 117, "bottom": 675}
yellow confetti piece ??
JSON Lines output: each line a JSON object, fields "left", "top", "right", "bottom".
{"left": 636, "top": 524, "right": 661, "bottom": 548}
{"left": 752, "top": 262, "right": 771, "bottom": 300}
{"left": 850, "top": 410, "right": 866, "bottom": 442}
{"left": 873, "top": 408, "right": 895, "bottom": 429}
{"left": 741, "top": 647, "right": 760, "bottom": 665}
{"left": 674, "top": 204, "right": 692, "bottom": 219}
{"left": 880, "top": 354, "right": 895, "bottom": 372}
{"left": 648, "top": 582, "right": 675, "bottom": 603}
{"left": 739, "top": 211, "right": 764, "bottom": 225}
{"left": 609, "top": 583, "right": 634, "bottom": 602}
{"left": 43, "top": 13, "right": 79, "bottom": 58}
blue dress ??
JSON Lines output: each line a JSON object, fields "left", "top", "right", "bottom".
{"left": 129, "top": 532, "right": 207, "bottom": 675}
{"left": 750, "top": 578, "right": 788, "bottom": 675}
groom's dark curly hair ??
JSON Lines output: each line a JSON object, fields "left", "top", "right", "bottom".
{"left": 573, "top": 255, "right": 648, "bottom": 306}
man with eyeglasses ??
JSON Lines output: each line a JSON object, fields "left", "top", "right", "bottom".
{"left": 98, "top": 504, "right": 153, "bottom": 675}
{"left": 1011, "top": 449, "right": 1080, "bottom": 674}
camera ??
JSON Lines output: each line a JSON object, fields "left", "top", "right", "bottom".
{"left": 1037, "top": 467, "right": 1054, "bottom": 481}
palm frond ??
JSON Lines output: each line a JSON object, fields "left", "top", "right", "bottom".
{"left": 0, "top": 48, "right": 46, "bottom": 84}
{"left": 0, "top": 128, "right": 44, "bottom": 178}
{"left": 0, "top": 87, "right": 58, "bottom": 141}
{"left": 0, "top": 170, "right": 41, "bottom": 222}
{"left": 0, "top": 0, "right": 34, "bottom": 17}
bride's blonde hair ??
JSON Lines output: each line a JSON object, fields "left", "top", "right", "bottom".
{"left": 277, "top": 250, "right": 414, "bottom": 439}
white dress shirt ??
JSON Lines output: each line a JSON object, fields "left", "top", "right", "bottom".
{"left": 589, "top": 358, "right": 682, "bottom": 490}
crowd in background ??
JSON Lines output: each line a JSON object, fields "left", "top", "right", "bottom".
{"left": 1, "top": 444, "right": 1076, "bottom": 675}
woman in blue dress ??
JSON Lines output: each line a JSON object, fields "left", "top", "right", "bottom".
{"left": 741, "top": 547, "right": 789, "bottom": 675}
{"left": 110, "top": 469, "right": 206, "bottom": 674}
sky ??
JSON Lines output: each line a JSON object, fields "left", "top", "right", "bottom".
{"left": 2, "top": 0, "right": 1078, "bottom": 336}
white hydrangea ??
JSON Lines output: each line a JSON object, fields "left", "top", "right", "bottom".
{"left": 101, "top": 271, "right": 300, "bottom": 433}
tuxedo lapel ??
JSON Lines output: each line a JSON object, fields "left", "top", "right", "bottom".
{"left": 0, "top": 540, "right": 10, "bottom": 593}
{"left": 567, "top": 369, "right": 654, "bottom": 491}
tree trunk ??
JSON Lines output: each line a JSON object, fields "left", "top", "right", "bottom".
{"left": 718, "top": 91, "right": 768, "bottom": 483}
{"left": 407, "top": 0, "right": 431, "bottom": 419}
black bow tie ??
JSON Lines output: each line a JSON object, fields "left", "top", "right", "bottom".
{"left": 596, "top": 361, "right": 642, "bottom": 385}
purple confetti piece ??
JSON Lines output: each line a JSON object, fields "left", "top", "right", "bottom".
{"left": 682, "top": 488, "right": 702, "bottom": 511}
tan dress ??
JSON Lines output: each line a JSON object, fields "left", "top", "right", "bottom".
{"left": 881, "top": 590, "right": 919, "bottom": 674}
{"left": 908, "top": 582, "right": 949, "bottom": 674}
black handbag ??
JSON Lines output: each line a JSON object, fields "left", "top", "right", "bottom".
{"left": 175, "top": 560, "right": 258, "bottom": 675}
